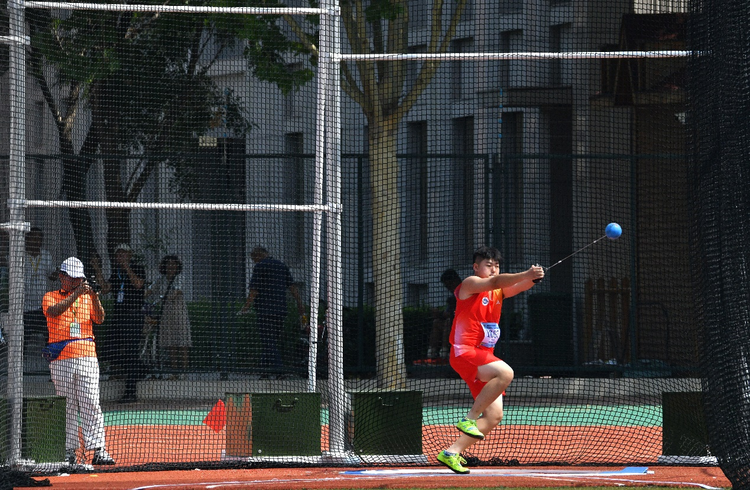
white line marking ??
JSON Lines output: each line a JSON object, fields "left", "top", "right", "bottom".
{"left": 124, "top": 466, "right": 724, "bottom": 490}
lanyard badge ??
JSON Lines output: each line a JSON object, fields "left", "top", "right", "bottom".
{"left": 70, "top": 297, "right": 81, "bottom": 337}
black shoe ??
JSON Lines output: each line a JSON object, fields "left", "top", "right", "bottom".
{"left": 92, "top": 448, "right": 115, "bottom": 465}
{"left": 65, "top": 450, "right": 77, "bottom": 465}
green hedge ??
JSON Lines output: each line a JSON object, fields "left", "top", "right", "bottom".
{"left": 187, "top": 299, "right": 309, "bottom": 373}
{"left": 342, "top": 305, "right": 435, "bottom": 376}
{"left": 93, "top": 298, "right": 440, "bottom": 377}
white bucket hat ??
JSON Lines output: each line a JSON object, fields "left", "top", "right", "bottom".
{"left": 60, "top": 257, "right": 86, "bottom": 278}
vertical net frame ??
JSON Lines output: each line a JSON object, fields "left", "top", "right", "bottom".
{"left": 2, "top": 0, "right": 739, "bottom": 480}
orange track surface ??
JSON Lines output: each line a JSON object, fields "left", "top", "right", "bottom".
{"left": 20, "top": 465, "right": 730, "bottom": 489}
{"left": 16, "top": 424, "right": 731, "bottom": 489}
{"left": 97, "top": 424, "right": 662, "bottom": 466}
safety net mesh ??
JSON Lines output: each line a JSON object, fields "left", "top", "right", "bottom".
{"left": 689, "top": 0, "right": 750, "bottom": 487}
{"left": 0, "top": 0, "right": 743, "bottom": 486}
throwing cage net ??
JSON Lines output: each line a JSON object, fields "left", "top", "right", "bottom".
{"left": 0, "top": 0, "right": 744, "bottom": 486}
{"left": 689, "top": 0, "right": 750, "bottom": 487}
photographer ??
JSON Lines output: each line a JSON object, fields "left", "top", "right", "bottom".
{"left": 42, "top": 257, "right": 115, "bottom": 466}
{"left": 87, "top": 252, "right": 105, "bottom": 294}
{"left": 98, "top": 244, "right": 145, "bottom": 403}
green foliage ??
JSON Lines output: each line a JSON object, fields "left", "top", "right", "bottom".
{"left": 364, "top": 0, "right": 405, "bottom": 23}
{"left": 24, "top": 0, "right": 319, "bottom": 247}
{"left": 180, "top": 301, "right": 442, "bottom": 376}
{"left": 31, "top": 8, "right": 256, "bottom": 146}
{"left": 189, "top": 299, "right": 257, "bottom": 371}
{"left": 341, "top": 304, "right": 436, "bottom": 376}
{"left": 245, "top": 44, "right": 315, "bottom": 96}
{"left": 92, "top": 298, "right": 447, "bottom": 376}
{"left": 187, "top": 298, "right": 308, "bottom": 373}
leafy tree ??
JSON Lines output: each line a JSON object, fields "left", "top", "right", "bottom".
{"left": 285, "top": 0, "right": 467, "bottom": 388}
{"left": 23, "top": 0, "right": 314, "bottom": 264}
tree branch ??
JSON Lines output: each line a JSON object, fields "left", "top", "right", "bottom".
{"left": 127, "top": 158, "right": 159, "bottom": 202}
{"left": 342, "top": 0, "right": 379, "bottom": 118}
{"left": 29, "top": 46, "right": 71, "bottom": 149}
{"left": 380, "top": 0, "right": 408, "bottom": 115}
{"left": 395, "top": 0, "right": 467, "bottom": 121}
{"left": 282, "top": 14, "right": 319, "bottom": 61}
{"left": 124, "top": 11, "right": 161, "bottom": 40}
{"left": 436, "top": 0, "right": 466, "bottom": 53}
{"left": 341, "top": 61, "right": 367, "bottom": 110}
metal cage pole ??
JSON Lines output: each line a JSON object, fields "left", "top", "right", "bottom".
{"left": 306, "top": 0, "right": 331, "bottom": 395}
{"left": 6, "top": 0, "right": 28, "bottom": 464}
{"left": 324, "top": 0, "right": 345, "bottom": 456}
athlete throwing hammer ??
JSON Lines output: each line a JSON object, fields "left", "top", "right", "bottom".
{"left": 437, "top": 246, "right": 544, "bottom": 474}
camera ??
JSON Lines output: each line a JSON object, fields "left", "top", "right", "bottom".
{"left": 86, "top": 279, "right": 102, "bottom": 293}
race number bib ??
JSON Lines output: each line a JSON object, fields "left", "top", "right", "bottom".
{"left": 480, "top": 322, "right": 500, "bottom": 348}
{"left": 69, "top": 322, "right": 81, "bottom": 338}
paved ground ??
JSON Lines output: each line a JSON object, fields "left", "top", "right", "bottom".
{"left": 17, "top": 465, "right": 731, "bottom": 490}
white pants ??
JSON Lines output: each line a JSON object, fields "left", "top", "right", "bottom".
{"left": 50, "top": 357, "right": 106, "bottom": 451}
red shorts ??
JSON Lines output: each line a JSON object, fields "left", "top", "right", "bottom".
{"left": 450, "top": 347, "right": 501, "bottom": 398}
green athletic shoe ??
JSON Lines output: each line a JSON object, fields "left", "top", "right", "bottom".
{"left": 456, "top": 418, "right": 484, "bottom": 439}
{"left": 437, "top": 450, "right": 469, "bottom": 474}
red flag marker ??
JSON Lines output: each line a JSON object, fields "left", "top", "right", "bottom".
{"left": 203, "top": 399, "right": 226, "bottom": 432}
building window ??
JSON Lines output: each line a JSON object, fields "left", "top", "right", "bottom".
{"left": 499, "top": 30, "right": 523, "bottom": 88}
{"left": 409, "top": 0, "right": 428, "bottom": 29}
{"left": 285, "top": 132, "right": 305, "bottom": 258}
{"left": 194, "top": 138, "right": 247, "bottom": 299}
{"left": 407, "top": 283, "right": 429, "bottom": 307}
{"left": 360, "top": 125, "right": 373, "bottom": 301}
{"left": 497, "top": 112, "right": 524, "bottom": 262}
{"left": 500, "top": 0, "right": 523, "bottom": 13}
{"left": 550, "top": 23, "right": 571, "bottom": 86}
{"left": 454, "top": 0, "right": 474, "bottom": 21}
{"left": 34, "top": 101, "right": 45, "bottom": 146}
{"left": 453, "top": 117, "right": 474, "bottom": 261}
{"left": 451, "top": 38, "right": 474, "bottom": 100}
{"left": 406, "top": 121, "right": 428, "bottom": 263}
{"left": 283, "top": 63, "right": 304, "bottom": 118}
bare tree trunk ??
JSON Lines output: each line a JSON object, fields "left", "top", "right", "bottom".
{"left": 30, "top": 26, "right": 99, "bottom": 265}
{"left": 95, "top": 77, "right": 131, "bottom": 257}
{"left": 61, "top": 154, "right": 96, "bottom": 265}
{"left": 102, "top": 162, "right": 131, "bottom": 256}
{"left": 369, "top": 116, "right": 407, "bottom": 389}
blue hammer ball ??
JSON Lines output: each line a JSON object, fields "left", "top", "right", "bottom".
{"left": 605, "top": 222, "right": 622, "bottom": 240}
